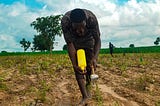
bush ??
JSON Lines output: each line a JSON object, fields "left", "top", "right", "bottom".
{"left": 1, "top": 51, "right": 7, "bottom": 53}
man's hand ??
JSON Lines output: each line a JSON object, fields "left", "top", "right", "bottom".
{"left": 73, "top": 65, "right": 87, "bottom": 75}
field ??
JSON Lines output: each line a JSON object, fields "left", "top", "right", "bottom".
{"left": 0, "top": 53, "right": 160, "bottom": 106}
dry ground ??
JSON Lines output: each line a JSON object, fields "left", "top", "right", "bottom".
{"left": 0, "top": 53, "right": 160, "bottom": 106}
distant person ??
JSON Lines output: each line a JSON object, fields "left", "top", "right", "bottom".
{"left": 109, "top": 42, "right": 114, "bottom": 57}
{"left": 61, "top": 8, "right": 101, "bottom": 105}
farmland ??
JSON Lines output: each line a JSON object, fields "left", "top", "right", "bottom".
{"left": 0, "top": 52, "right": 160, "bottom": 105}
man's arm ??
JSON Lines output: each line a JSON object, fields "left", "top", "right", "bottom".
{"left": 88, "top": 15, "right": 101, "bottom": 69}
{"left": 93, "top": 34, "right": 101, "bottom": 60}
{"left": 67, "top": 42, "right": 77, "bottom": 68}
{"left": 61, "top": 14, "right": 76, "bottom": 66}
{"left": 92, "top": 33, "right": 101, "bottom": 70}
{"left": 61, "top": 14, "right": 83, "bottom": 73}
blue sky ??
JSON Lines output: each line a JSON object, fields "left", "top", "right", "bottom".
{"left": 0, "top": 0, "right": 43, "bottom": 7}
{"left": 0, "top": 0, "right": 160, "bottom": 52}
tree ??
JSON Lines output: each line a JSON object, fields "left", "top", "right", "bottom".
{"left": 31, "top": 15, "right": 62, "bottom": 52}
{"left": 20, "top": 38, "right": 31, "bottom": 52}
{"left": 1, "top": 51, "right": 7, "bottom": 53}
{"left": 157, "top": 37, "right": 160, "bottom": 41}
{"left": 32, "top": 34, "right": 51, "bottom": 51}
{"left": 129, "top": 44, "right": 135, "bottom": 48}
{"left": 154, "top": 41, "right": 159, "bottom": 45}
{"left": 154, "top": 37, "right": 160, "bottom": 45}
{"left": 63, "top": 44, "right": 68, "bottom": 51}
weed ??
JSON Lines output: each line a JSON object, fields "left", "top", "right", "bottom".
{"left": 135, "top": 76, "right": 147, "bottom": 91}
{"left": 93, "top": 84, "right": 103, "bottom": 105}
{"left": 19, "top": 64, "right": 28, "bottom": 75}
{"left": 113, "top": 100, "right": 120, "bottom": 106}
{"left": 140, "top": 57, "right": 143, "bottom": 62}
{"left": 120, "top": 64, "right": 127, "bottom": 75}
{"left": 124, "top": 75, "right": 152, "bottom": 92}
{"left": 0, "top": 76, "right": 8, "bottom": 91}
{"left": 0, "top": 83, "right": 8, "bottom": 91}
{"left": 110, "top": 58, "right": 112, "bottom": 63}
{"left": 37, "top": 80, "right": 50, "bottom": 102}
{"left": 39, "top": 61, "right": 49, "bottom": 70}
{"left": 155, "top": 100, "right": 160, "bottom": 106}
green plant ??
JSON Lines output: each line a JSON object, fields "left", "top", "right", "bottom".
{"left": 19, "top": 64, "right": 28, "bottom": 75}
{"left": 120, "top": 64, "right": 127, "bottom": 75}
{"left": 93, "top": 84, "right": 103, "bottom": 105}
{"left": 0, "top": 76, "right": 8, "bottom": 91}
{"left": 140, "top": 57, "right": 143, "bottom": 62}
{"left": 39, "top": 61, "right": 49, "bottom": 70}
{"left": 155, "top": 100, "right": 160, "bottom": 106}
{"left": 37, "top": 80, "right": 50, "bottom": 102}
{"left": 135, "top": 75, "right": 150, "bottom": 91}
{"left": 113, "top": 101, "right": 120, "bottom": 106}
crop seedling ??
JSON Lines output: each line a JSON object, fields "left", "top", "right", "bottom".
{"left": 113, "top": 101, "right": 120, "bottom": 106}
{"left": 0, "top": 76, "right": 8, "bottom": 91}
{"left": 37, "top": 80, "right": 50, "bottom": 102}
{"left": 93, "top": 84, "right": 103, "bottom": 105}
{"left": 155, "top": 100, "right": 160, "bottom": 106}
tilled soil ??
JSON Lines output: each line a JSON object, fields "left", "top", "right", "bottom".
{"left": 0, "top": 54, "right": 160, "bottom": 106}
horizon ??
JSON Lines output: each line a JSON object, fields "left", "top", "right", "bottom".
{"left": 1, "top": 45, "right": 159, "bottom": 53}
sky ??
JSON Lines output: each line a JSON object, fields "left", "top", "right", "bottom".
{"left": 0, "top": 0, "right": 160, "bottom": 52}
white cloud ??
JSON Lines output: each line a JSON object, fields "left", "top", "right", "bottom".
{"left": 54, "top": 36, "right": 66, "bottom": 50}
{"left": 0, "top": 34, "right": 21, "bottom": 52}
{"left": 8, "top": 2, "right": 27, "bottom": 17}
{"left": 114, "top": 29, "right": 140, "bottom": 39}
{"left": 0, "top": 2, "right": 36, "bottom": 52}
{"left": 155, "top": 27, "right": 160, "bottom": 35}
{"left": 99, "top": 11, "right": 119, "bottom": 26}
{"left": 136, "top": 37, "right": 155, "bottom": 47}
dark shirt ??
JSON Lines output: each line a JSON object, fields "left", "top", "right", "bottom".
{"left": 61, "top": 9, "right": 100, "bottom": 50}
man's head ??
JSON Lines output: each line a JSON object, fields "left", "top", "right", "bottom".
{"left": 70, "top": 8, "right": 86, "bottom": 36}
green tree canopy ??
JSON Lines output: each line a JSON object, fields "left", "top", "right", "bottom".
{"left": 32, "top": 34, "right": 50, "bottom": 51}
{"left": 154, "top": 37, "right": 160, "bottom": 45}
{"left": 63, "top": 44, "right": 68, "bottom": 51}
{"left": 129, "top": 44, "right": 135, "bottom": 48}
{"left": 20, "top": 38, "right": 31, "bottom": 52}
{"left": 31, "top": 15, "right": 62, "bottom": 52}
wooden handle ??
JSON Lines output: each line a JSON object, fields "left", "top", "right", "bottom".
{"left": 91, "top": 66, "right": 95, "bottom": 74}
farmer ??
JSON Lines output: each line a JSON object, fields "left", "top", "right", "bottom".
{"left": 109, "top": 42, "right": 114, "bottom": 57}
{"left": 61, "top": 8, "right": 101, "bottom": 105}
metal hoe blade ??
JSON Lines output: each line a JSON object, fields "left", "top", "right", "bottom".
{"left": 91, "top": 74, "right": 99, "bottom": 81}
